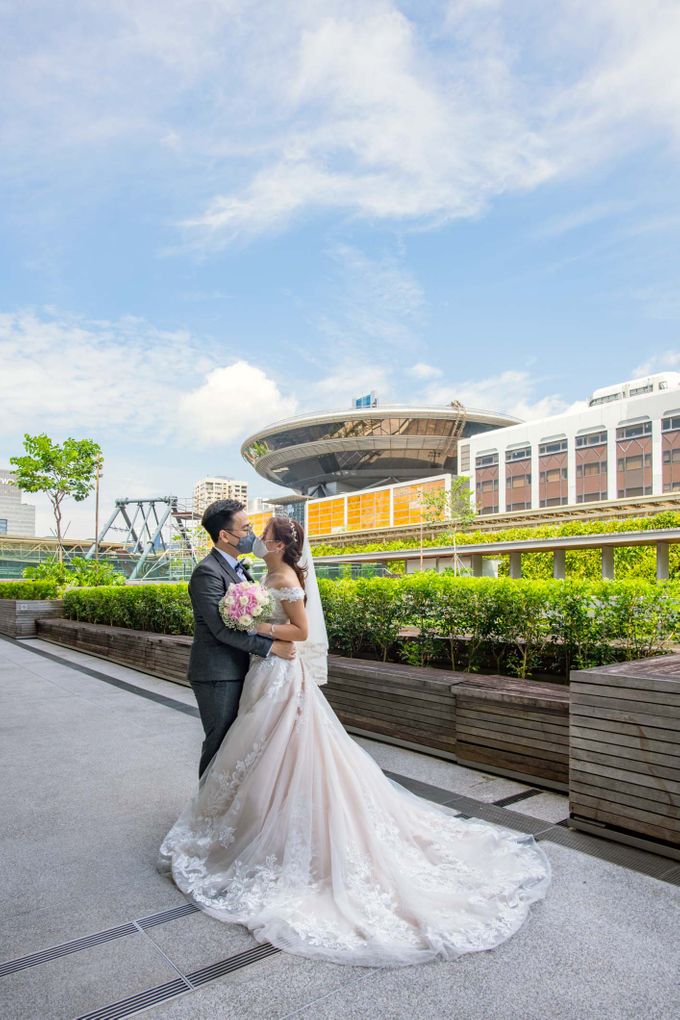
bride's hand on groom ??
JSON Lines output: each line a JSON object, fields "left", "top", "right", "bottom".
{"left": 271, "top": 640, "right": 296, "bottom": 660}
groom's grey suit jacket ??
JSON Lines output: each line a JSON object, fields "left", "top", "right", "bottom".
{"left": 187, "top": 547, "right": 273, "bottom": 683}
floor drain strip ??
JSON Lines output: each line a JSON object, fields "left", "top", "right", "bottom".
{"left": 74, "top": 977, "right": 191, "bottom": 1020}
{"left": 188, "top": 942, "right": 281, "bottom": 986}
{"left": 136, "top": 902, "right": 199, "bottom": 929}
{"left": 0, "top": 923, "right": 138, "bottom": 977}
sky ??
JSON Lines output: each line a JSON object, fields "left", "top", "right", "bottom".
{"left": 1, "top": 0, "right": 680, "bottom": 539}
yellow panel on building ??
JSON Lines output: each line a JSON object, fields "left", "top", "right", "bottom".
{"left": 248, "top": 510, "right": 273, "bottom": 536}
{"left": 307, "top": 498, "right": 345, "bottom": 537}
{"left": 393, "top": 479, "right": 446, "bottom": 527}
{"left": 347, "top": 489, "right": 390, "bottom": 531}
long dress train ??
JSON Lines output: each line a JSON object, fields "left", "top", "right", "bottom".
{"left": 158, "top": 586, "right": 552, "bottom": 968}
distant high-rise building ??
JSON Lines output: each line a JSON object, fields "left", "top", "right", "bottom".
{"left": 193, "top": 477, "right": 248, "bottom": 516}
{"left": 0, "top": 470, "right": 36, "bottom": 536}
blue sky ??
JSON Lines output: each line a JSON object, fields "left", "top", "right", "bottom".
{"left": 1, "top": 0, "right": 679, "bottom": 537}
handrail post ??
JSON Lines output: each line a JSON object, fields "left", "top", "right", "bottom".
{"left": 601, "top": 546, "right": 614, "bottom": 580}
{"left": 553, "top": 548, "right": 566, "bottom": 579}
{"left": 657, "top": 542, "right": 670, "bottom": 581}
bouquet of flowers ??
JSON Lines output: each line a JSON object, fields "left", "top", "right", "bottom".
{"left": 218, "top": 580, "right": 273, "bottom": 631}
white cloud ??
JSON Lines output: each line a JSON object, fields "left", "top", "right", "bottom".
{"left": 410, "top": 362, "right": 442, "bottom": 380}
{"left": 632, "top": 350, "right": 680, "bottom": 376}
{"left": 421, "top": 369, "right": 588, "bottom": 421}
{"left": 179, "top": 362, "right": 298, "bottom": 443}
{"left": 6, "top": 2, "right": 680, "bottom": 246}
{"left": 0, "top": 308, "right": 295, "bottom": 445}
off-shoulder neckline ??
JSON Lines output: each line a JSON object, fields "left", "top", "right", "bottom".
{"left": 265, "top": 585, "right": 304, "bottom": 595}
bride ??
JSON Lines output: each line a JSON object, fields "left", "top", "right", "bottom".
{"left": 158, "top": 516, "right": 551, "bottom": 967}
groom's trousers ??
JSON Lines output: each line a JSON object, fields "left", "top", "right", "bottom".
{"left": 191, "top": 678, "right": 244, "bottom": 779}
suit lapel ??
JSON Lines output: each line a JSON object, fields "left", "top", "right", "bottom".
{"left": 210, "top": 547, "right": 242, "bottom": 587}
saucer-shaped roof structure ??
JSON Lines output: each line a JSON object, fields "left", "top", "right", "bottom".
{"left": 241, "top": 404, "right": 521, "bottom": 495}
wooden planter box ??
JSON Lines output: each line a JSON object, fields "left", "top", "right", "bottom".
{"left": 570, "top": 653, "right": 680, "bottom": 858}
{"left": 0, "top": 598, "right": 63, "bottom": 639}
{"left": 37, "top": 618, "right": 192, "bottom": 684}
{"left": 37, "top": 618, "right": 570, "bottom": 790}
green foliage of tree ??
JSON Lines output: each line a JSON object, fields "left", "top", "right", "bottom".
{"left": 22, "top": 556, "right": 125, "bottom": 596}
{"left": 10, "top": 434, "right": 102, "bottom": 560}
{"left": 312, "top": 511, "right": 680, "bottom": 580}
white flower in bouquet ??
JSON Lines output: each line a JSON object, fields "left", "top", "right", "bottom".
{"left": 218, "top": 580, "right": 274, "bottom": 631}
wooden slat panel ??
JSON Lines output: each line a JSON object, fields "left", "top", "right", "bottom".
{"left": 570, "top": 725, "right": 678, "bottom": 757}
{"left": 570, "top": 704, "right": 680, "bottom": 731}
{"left": 572, "top": 692, "right": 680, "bottom": 720}
{"left": 570, "top": 759, "right": 680, "bottom": 794}
{"left": 570, "top": 777, "right": 680, "bottom": 812}
{"left": 570, "top": 746, "right": 680, "bottom": 782}
{"left": 570, "top": 803, "right": 679, "bottom": 843}
{"left": 570, "top": 735, "right": 680, "bottom": 769}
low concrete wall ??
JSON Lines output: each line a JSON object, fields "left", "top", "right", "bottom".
{"left": 37, "top": 617, "right": 570, "bottom": 789}
{"left": 0, "top": 598, "right": 63, "bottom": 639}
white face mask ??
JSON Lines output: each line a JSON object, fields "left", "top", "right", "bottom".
{"left": 252, "top": 536, "right": 270, "bottom": 559}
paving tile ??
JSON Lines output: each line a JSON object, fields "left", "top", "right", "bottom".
{"left": 510, "top": 791, "right": 570, "bottom": 823}
{"left": 0, "top": 931, "right": 178, "bottom": 1020}
{"left": 142, "top": 950, "right": 375, "bottom": 1020}
{"left": 144, "top": 910, "right": 258, "bottom": 974}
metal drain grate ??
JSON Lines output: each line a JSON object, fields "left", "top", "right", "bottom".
{"left": 74, "top": 976, "right": 191, "bottom": 1020}
{"left": 539, "top": 826, "right": 678, "bottom": 880}
{"left": 188, "top": 942, "right": 281, "bottom": 986}
{"left": 0, "top": 923, "right": 138, "bottom": 977}
{"left": 136, "top": 902, "right": 199, "bottom": 929}
{"left": 493, "top": 789, "right": 544, "bottom": 807}
{"left": 447, "top": 796, "right": 554, "bottom": 837}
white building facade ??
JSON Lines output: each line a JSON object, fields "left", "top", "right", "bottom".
{"left": 193, "top": 477, "right": 249, "bottom": 516}
{"left": 459, "top": 374, "right": 680, "bottom": 516}
{"left": 0, "top": 470, "right": 36, "bottom": 536}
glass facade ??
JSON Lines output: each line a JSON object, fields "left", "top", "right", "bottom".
{"left": 305, "top": 477, "right": 448, "bottom": 538}
{"left": 242, "top": 412, "right": 509, "bottom": 493}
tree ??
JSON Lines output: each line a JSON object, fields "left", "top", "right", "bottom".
{"left": 10, "top": 434, "right": 102, "bottom": 561}
{"left": 419, "top": 475, "right": 476, "bottom": 574}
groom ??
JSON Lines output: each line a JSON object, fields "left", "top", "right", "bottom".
{"left": 188, "top": 498, "right": 295, "bottom": 777}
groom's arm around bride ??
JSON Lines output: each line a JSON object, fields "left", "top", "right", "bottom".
{"left": 188, "top": 498, "right": 295, "bottom": 777}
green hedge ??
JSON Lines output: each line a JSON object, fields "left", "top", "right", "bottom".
{"left": 63, "top": 584, "right": 193, "bottom": 635}
{"left": 312, "top": 511, "right": 680, "bottom": 581}
{"left": 318, "top": 575, "right": 680, "bottom": 678}
{"left": 0, "top": 580, "right": 60, "bottom": 600}
{"left": 63, "top": 576, "right": 680, "bottom": 680}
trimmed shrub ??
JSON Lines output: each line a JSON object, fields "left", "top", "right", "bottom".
{"left": 0, "top": 580, "right": 60, "bottom": 600}
{"left": 63, "top": 584, "right": 193, "bottom": 635}
{"left": 62, "top": 575, "right": 680, "bottom": 680}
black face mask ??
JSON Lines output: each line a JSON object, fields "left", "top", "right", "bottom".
{"left": 225, "top": 528, "right": 256, "bottom": 554}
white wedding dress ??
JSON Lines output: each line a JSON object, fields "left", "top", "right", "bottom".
{"left": 158, "top": 586, "right": 552, "bottom": 968}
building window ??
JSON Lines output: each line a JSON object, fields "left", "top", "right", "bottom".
{"left": 476, "top": 453, "right": 499, "bottom": 468}
{"left": 538, "top": 439, "right": 567, "bottom": 455}
{"left": 0, "top": 519, "right": 7, "bottom": 534}
{"left": 506, "top": 447, "right": 531, "bottom": 462}
{"left": 629, "top": 384, "right": 653, "bottom": 396}
{"left": 662, "top": 415, "right": 680, "bottom": 432}
{"left": 576, "top": 430, "right": 607, "bottom": 448}
{"left": 616, "top": 421, "right": 652, "bottom": 441}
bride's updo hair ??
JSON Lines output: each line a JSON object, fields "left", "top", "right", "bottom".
{"left": 265, "top": 516, "right": 308, "bottom": 599}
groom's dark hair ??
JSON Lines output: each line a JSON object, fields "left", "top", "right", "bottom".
{"left": 201, "top": 499, "right": 245, "bottom": 543}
